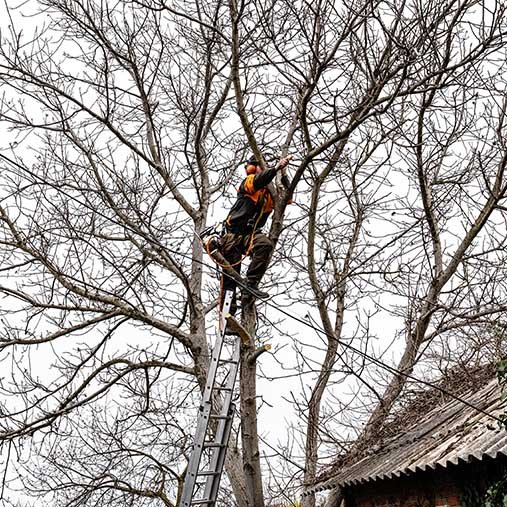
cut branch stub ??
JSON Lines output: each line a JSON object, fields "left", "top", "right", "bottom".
{"left": 225, "top": 314, "right": 253, "bottom": 345}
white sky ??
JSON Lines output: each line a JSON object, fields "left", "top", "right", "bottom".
{"left": 1, "top": 1, "right": 504, "bottom": 506}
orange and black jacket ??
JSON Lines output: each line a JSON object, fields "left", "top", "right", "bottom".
{"left": 225, "top": 168, "right": 278, "bottom": 234}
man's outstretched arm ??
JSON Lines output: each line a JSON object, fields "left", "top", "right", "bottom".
{"left": 249, "top": 156, "right": 292, "bottom": 191}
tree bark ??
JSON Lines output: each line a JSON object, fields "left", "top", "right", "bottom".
{"left": 240, "top": 298, "right": 265, "bottom": 507}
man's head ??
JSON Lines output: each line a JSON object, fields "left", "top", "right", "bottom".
{"left": 245, "top": 156, "right": 262, "bottom": 175}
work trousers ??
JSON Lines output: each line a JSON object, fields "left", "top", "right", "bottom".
{"left": 220, "top": 231, "right": 274, "bottom": 314}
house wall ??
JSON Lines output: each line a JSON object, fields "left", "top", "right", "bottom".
{"left": 340, "top": 455, "right": 507, "bottom": 507}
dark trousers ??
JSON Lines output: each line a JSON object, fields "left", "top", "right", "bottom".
{"left": 220, "top": 231, "right": 274, "bottom": 314}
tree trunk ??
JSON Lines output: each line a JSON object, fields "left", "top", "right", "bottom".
{"left": 225, "top": 444, "right": 250, "bottom": 507}
{"left": 240, "top": 299, "right": 265, "bottom": 507}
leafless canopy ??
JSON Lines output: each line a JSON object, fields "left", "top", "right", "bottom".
{"left": 0, "top": 1, "right": 507, "bottom": 507}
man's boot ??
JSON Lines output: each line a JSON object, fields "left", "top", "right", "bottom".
{"left": 241, "top": 282, "right": 269, "bottom": 304}
{"left": 244, "top": 284, "right": 269, "bottom": 300}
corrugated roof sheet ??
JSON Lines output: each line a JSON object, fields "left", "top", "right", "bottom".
{"left": 307, "top": 378, "right": 507, "bottom": 494}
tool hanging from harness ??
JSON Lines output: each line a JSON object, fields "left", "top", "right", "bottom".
{"left": 199, "top": 223, "right": 224, "bottom": 257}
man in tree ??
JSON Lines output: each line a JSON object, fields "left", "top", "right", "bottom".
{"left": 219, "top": 155, "right": 292, "bottom": 321}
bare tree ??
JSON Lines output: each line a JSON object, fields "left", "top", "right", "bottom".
{"left": 0, "top": 0, "right": 249, "bottom": 504}
{"left": 1, "top": 1, "right": 507, "bottom": 507}
{"left": 278, "top": 2, "right": 507, "bottom": 506}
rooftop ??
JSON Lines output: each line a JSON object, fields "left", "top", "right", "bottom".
{"left": 306, "top": 365, "right": 507, "bottom": 494}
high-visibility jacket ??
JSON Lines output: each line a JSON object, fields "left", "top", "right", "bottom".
{"left": 225, "top": 168, "right": 277, "bottom": 234}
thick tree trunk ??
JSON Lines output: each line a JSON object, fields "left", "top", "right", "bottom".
{"left": 240, "top": 299, "right": 265, "bottom": 507}
{"left": 225, "top": 445, "right": 250, "bottom": 507}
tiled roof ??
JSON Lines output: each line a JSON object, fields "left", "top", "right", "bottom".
{"left": 306, "top": 377, "right": 507, "bottom": 494}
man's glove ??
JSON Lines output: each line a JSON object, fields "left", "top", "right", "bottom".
{"left": 275, "top": 155, "right": 292, "bottom": 171}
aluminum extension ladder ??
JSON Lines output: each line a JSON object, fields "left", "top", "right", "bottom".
{"left": 179, "top": 290, "right": 240, "bottom": 507}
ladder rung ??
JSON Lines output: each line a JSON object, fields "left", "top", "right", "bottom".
{"left": 203, "top": 442, "right": 226, "bottom": 448}
{"left": 209, "top": 414, "right": 231, "bottom": 420}
{"left": 218, "top": 358, "right": 238, "bottom": 364}
{"left": 197, "top": 470, "right": 220, "bottom": 476}
{"left": 191, "top": 500, "right": 213, "bottom": 505}
{"left": 213, "top": 386, "right": 232, "bottom": 391}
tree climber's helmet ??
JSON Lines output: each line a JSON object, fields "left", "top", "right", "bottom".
{"left": 245, "top": 156, "right": 260, "bottom": 175}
